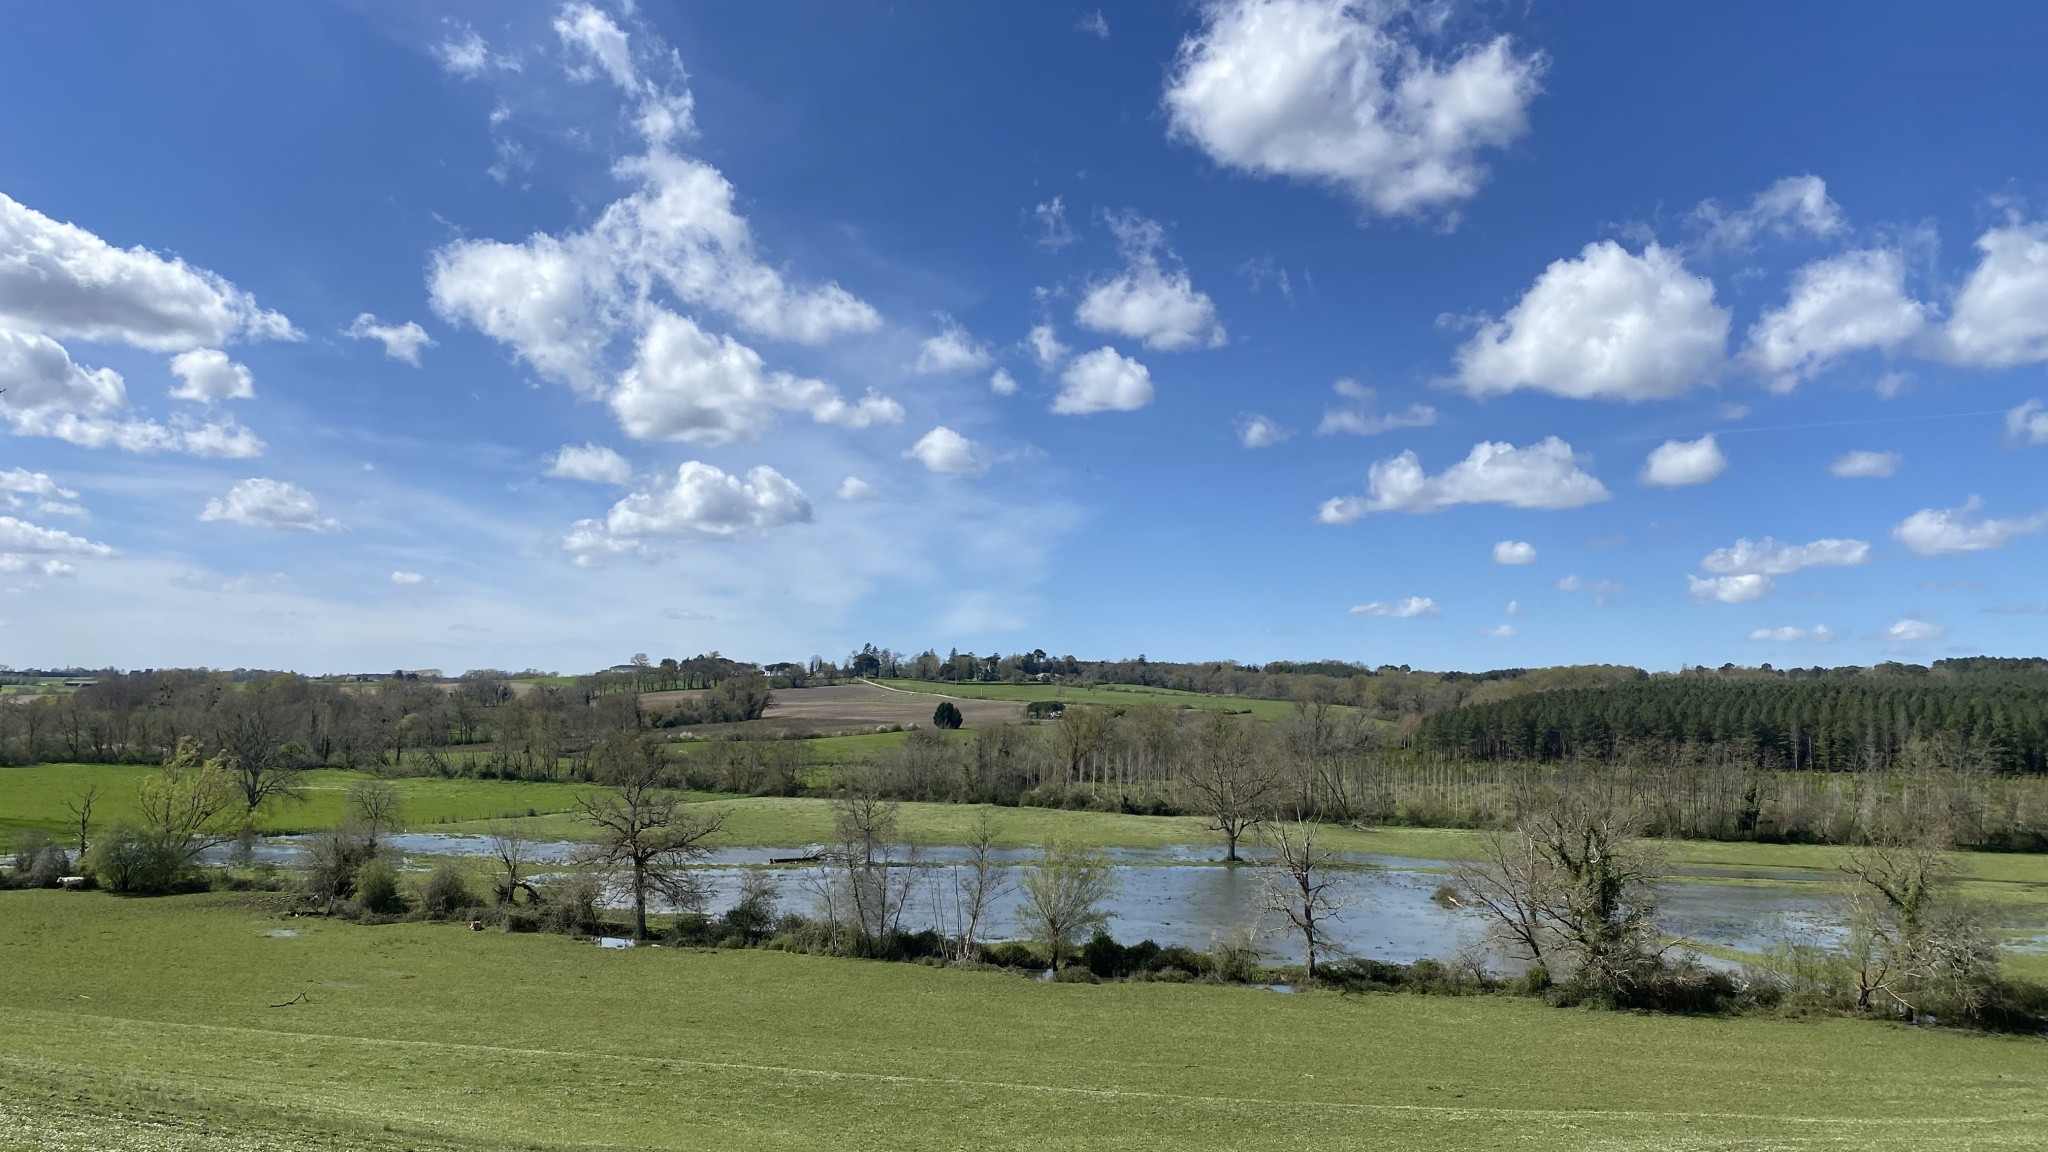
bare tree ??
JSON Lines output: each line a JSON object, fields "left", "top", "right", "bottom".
{"left": 486, "top": 821, "right": 538, "bottom": 905}
{"left": 139, "top": 737, "right": 241, "bottom": 863}
{"left": 1260, "top": 819, "right": 1352, "bottom": 984}
{"left": 1180, "top": 711, "right": 1286, "bottom": 863}
{"left": 577, "top": 740, "right": 726, "bottom": 939}
{"left": 1017, "top": 839, "right": 1115, "bottom": 970}
{"left": 1451, "top": 830, "right": 1558, "bottom": 968}
{"left": 1519, "top": 789, "right": 1664, "bottom": 995}
{"left": 64, "top": 783, "right": 99, "bottom": 858}
{"left": 345, "top": 778, "right": 404, "bottom": 854}
{"left": 936, "top": 808, "right": 1009, "bottom": 962}
{"left": 216, "top": 685, "right": 305, "bottom": 817}
{"left": 812, "top": 778, "right": 920, "bottom": 955}
{"left": 1456, "top": 787, "right": 1662, "bottom": 995}
{"left": 1840, "top": 825, "right": 1998, "bottom": 1018}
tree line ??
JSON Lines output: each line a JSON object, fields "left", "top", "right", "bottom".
{"left": 1419, "top": 666, "right": 2048, "bottom": 773}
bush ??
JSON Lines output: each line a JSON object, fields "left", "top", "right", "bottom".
{"left": 418, "top": 863, "right": 474, "bottom": 920}
{"left": 86, "top": 824, "right": 189, "bottom": 895}
{"left": 1052, "top": 966, "right": 1100, "bottom": 984}
{"left": 539, "top": 873, "right": 605, "bottom": 936}
{"left": 978, "top": 941, "right": 1042, "bottom": 970}
{"left": 25, "top": 843, "right": 70, "bottom": 889}
{"left": 353, "top": 858, "right": 405, "bottom": 916}
{"left": 1024, "top": 701, "right": 1065, "bottom": 719}
{"left": 722, "top": 871, "right": 779, "bottom": 945}
{"left": 302, "top": 828, "right": 378, "bottom": 910}
{"left": 932, "top": 701, "right": 963, "bottom": 730}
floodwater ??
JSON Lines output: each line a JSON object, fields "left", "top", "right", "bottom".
{"left": 220, "top": 831, "right": 1853, "bottom": 966}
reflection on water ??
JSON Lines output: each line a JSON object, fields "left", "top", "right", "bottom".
{"left": 215, "top": 832, "right": 1870, "bottom": 966}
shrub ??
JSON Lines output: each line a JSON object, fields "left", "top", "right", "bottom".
{"left": 978, "top": 941, "right": 1042, "bottom": 970}
{"left": 419, "top": 863, "right": 474, "bottom": 920}
{"left": 26, "top": 844, "right": 70, "bottom": 889}
{"left": 932, "top": 701, "right": 964, "bottom": 730}
{"left": 1210, "top": 927, "right": 1265, "bottom": 984}
{"left": 539, "top": 874, "right": 605, "bottom": 936}
{"left": 1052, "top": 966, "right": 1100, "bottom": 984}
{"left": 86, "top": 824, "right": 189, "bottom": 895}
{"left": 1024, "top": 701, "right": 1065, "bottom": 719}
{"left": 722, "top": 870, "right": 779, "bottom": 945}
{"left": 302, "top": 828, "right": 378, "bottom": 910}
{"left": 10, "top": 829, "right": 59, "bottom": 881}
{"left": 354, "top": 858, "right": 405, "bottom": 916}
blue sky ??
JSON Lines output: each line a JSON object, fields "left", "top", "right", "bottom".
{"left": 3, "top": 1, "right": 2047, "bottom": 674}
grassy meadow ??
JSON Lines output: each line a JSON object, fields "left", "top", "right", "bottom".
{"left": 0, "top": 764, "right": 599, "bottom": 840}
{"left": 3, "top": 890, "right": 2046, "bottom": 1151}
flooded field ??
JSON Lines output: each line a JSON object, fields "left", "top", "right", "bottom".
{"left": 217, "top": 832, "right": 1861, "bottom": 966}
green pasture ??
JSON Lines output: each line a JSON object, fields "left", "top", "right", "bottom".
{"left": 1, "top": 891, "right": 2044, "bottom": 1151}
{"left": 872, "top": 678, "right": 1311, "bottom": 720}
{"left": 0, "top": 764, "right": 599, "bottom": 840}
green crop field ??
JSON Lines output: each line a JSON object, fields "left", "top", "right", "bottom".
{"left": 2, "top": 891, "right": 2045, "bottom": 1151}
{"left": 872, "top": 679, "right": 1312, "bottom": 720}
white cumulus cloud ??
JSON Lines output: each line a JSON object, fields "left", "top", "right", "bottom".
{"left": 1830, "top": 450, "right": 1900, "bottom": 479}
{"left": 1315, "top": 378, "right": 1435, "bottom": 436}
{"left": 1074, "top": 213, "right": 1224, "bottom": 352}
{"left": 1492, "top": 540, "right": 1537, "bottom": 565}
{"left": 1450, "top": 242, "right": 1727, "bottom": 402}
{"left": 836, "top": 476, "right": 879, "bottom": 503}
{"left": 1699, "top": 537, "right": 1870, "bottom": 577}
{"left": 1053, "top": 347, "right": 1154, "bottom": 415}
{"left": 1479, "top": 623, "right": 1519, "bottom": 638}
{"left": 2005, "top": 399, "right": 2048, "bottom": 446}
{"left": 903, "top": 426, "right": 987, "bottom": 475}
{"left": 1319, "top": 437, "right": 1610, "bottom": 522}
{"left": 199, "top": 478, "right": 340, "bottom": 532}
{"left": 1884, "top": 619, "right": 1945, "bottom": 643}
{"left": 1944, "top": 220, "right": 2048, "bottom": 368}
{"left": 608, "top": 309, "right": 900, "bottom": 445}
{"left": 545, "top": 443, "right": 633, "bottom": 485}
{"left": 915, "top": 318, "right": 994, "bottom": 374}
{"left": 390, "top": 571, "right": 425, "bottom": 585}
{"left": 1691, "top": 176, "right": 1846, "bottom": 253}
{"left": 1237, "top": 414, "right": 1292, "bottom": 448}
{"left": 1640, "top": 434, "right": 1727, "bottom": 487}
{"left": 0, "top": 191, "right": 296, "bottom": 352}
{"left": 1744, "top": 248, "right": 1929, "bottom": 388}
{"left": 168, "top": 349, "right": 254, "bottom": 402}
{"left": 1689, "top": 574, "right": 1772, "bottom": 604}
{"left": 1162, "top": 0, "right": 1543, "bottom": 219}
{"left": 0, "top": 516, "right": 113, "bottom": 558}
{"left": 1892, "top": 498, "right": 2048, "bottom": 556}
{"left": 988, "top": 368, "right": 1019, "bottom": 397}
{"left": 346, "top": 313, "right": 435, "bottom": 365}
{"left": 1027, "top": 324, "right": 1071, "bottom": 370}
{"left": 1351, "top": 596, "right": 1439, "bottom": 618}
{"left": 1748, "top": 624, "right": 1835, "bottom": 644}
{"left": 566, "top": 462, "right": 810, "bottom": 552}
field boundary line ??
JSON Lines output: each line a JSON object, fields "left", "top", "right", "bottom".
{"left": 857, "top": 678, "right": 975, "bottom": 703}
{"left": 0, "top": 1009, "right": 2024, "bottom": 1131}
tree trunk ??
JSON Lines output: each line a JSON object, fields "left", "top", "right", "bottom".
{"left": 632, "top": 860, "right": 648, "bottom": 939}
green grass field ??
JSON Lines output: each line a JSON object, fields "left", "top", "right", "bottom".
{"left": 1, "top": 890, "right": 2044, "bottom": 1151}
{"left": 0, "top": 764, "right": 600, "bottom": 839}
{"left": 872, "top": 679, "right": 1313, "bottom": 720}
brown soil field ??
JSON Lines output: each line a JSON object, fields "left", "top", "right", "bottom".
{"left": 640, "top": 682, "right": 1023, "bottom": 735}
